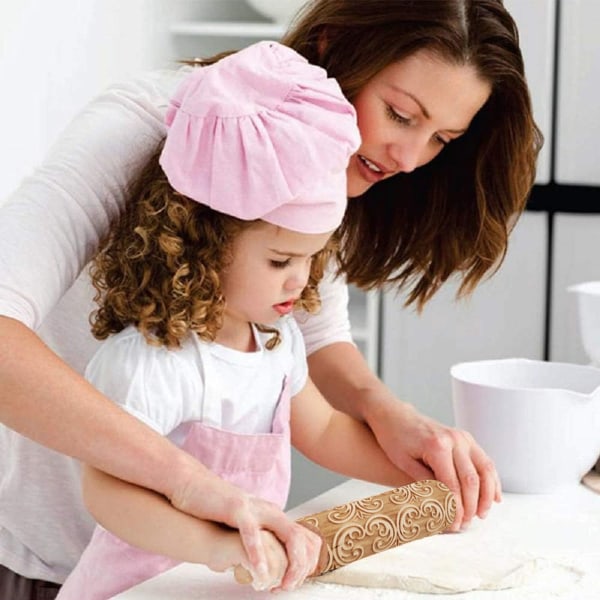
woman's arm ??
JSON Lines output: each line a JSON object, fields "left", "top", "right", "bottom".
{"left": 0, "top": 71, "right": 179, "bottom": 327}
{"left": 0, "top": 317, "right": 311, "bottom": 585}
{"left": 83, "top": 466, "right": 247, "bottom": 569}
{"left": 82, "top": 466, "right": 312, "bottom": 591}
{"left": 0, "top": 318, "right": 183, "bottom": 488}
{"left": 307, "top": 341, "right": 501, "bottom": 531}
{"left": 298, "top": 272, "right": 500, "bottom": 528}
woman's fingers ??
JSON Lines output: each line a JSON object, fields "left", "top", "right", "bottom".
{"left": 235, "top": 500, "right": 322, "bottom": 591}
{"left": 234, "top": 509, "right": 270, "bottom": 583}
{"left": 173, "top": 476, "right": 321, "bottom": 591}
{"left": 452, "top": 441, "right": 481, "bottom": 526}
{"left": 423, "top": 429, "right": 501, "bottom": 530}
{"left": 371, "top": 404, "right": 502, "bottom": 532}
{"left": 469, "top": 441, "right": 502, "bottom": 517}
{"left": 278, "top": 524, "right": 322, "bottom": 590}
{"left": 233, "top": 521, "right": 322, "bottom": 592}
{"left": 420, "top": 432, "right": 465, "bottom": 531}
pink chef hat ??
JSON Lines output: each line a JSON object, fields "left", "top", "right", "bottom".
{"left": 159, "top": 41, "right": 360, "bottom": 234}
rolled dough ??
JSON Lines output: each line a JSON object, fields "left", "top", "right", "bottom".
{"left": 313, "top": 491, "right": 596, "bottom": 595}
{"left": 316, "top": 532, "right": 582, "bottom": 594}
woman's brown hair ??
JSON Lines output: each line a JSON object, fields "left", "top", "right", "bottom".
{"left": 89, "top": 146, "right": 335, "bottom": 349}
{"left": 280, "top": 0, "right": 543, "bottom": 308}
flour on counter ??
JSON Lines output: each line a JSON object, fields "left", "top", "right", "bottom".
{"left": 315, "top": 519, "right": 583, "bottom": 594}
{"left": 312, "top": 487, "right": 600, "bottom": 596}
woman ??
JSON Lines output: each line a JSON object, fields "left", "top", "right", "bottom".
{"left": 0, "top": 0, "right": 541, "bottom": 595}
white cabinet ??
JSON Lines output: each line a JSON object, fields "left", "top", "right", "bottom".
{"left": 504, "top": 0, "right": 556, "bottom": 184}
{"left": 550, "top": 213, "right": 600, "bottom": 364}
{"left": 546, "top": 2, "right": 600, "bottom": 363}
{"left": 0, "top": 0, "right": 192, "bottom": 202}
{"left": 381, "top": 212, "right": 547, "bottom": 425}
{"left": 503, "top": 0, "right": 600, "bottom": 187}
{"left": 348, "top": 287, "right": 380, "bottom": 373}
{"left": 169, "top": 0, "right": 285, "bottom": 59}
{"left": 555, "top": 0, "right": 600, "bottom": 185}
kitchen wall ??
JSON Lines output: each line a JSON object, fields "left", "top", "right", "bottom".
{"left": 0, "top": 0, "right": 206, "bottom": 204}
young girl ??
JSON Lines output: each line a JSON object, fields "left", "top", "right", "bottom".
{"left": 56, "top": 42, "right": 413, "bottom": 599}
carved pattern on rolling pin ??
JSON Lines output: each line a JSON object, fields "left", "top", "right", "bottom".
{"left": 298, "top": 480, "right": 456, "bottom": 574}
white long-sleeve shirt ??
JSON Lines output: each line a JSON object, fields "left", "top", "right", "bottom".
{"left": 0, "top": 67, "right": 353, "bottom": 583}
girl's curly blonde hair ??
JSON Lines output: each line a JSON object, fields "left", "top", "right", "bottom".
{"left": 89, "top": 145, "right": 337, "bottom": 350}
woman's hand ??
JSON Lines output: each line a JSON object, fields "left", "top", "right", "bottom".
{"left": 170, "top": 472, "right": 321, "bottom": 590}
{"left": 217, "top": 526, "right": 320, "bottom": 592}
{"left": 83, "top": 464, "right": 320, "bottom": 591}
{"left": 366, "top": 400, "right": 501, "bottom": 531}
{"left": 307, "top": 342, "right": 501, "bottom": 533}
{"left": 229, "top": 503, "right": 322, "bottom": 591}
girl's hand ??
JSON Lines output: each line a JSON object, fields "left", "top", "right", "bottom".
{"left": 241, "top": 530, "right": 289, "bottom": 591}
{"left": 205, "top": 528, "right": 288, "bottom": 591}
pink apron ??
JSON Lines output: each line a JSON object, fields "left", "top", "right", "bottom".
{"left": 57, "top": 343, "right": 292, "bottom": 600}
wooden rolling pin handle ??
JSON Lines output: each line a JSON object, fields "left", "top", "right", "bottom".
{"left": 233, "top": 565, "right": 253, "bottom": 585}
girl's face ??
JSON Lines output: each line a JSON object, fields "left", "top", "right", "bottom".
{"left": 346, "top": 49, "right": 492, "bottom": 198}
{"left": 219, "top": 223, "right": 331, "bottom": 338}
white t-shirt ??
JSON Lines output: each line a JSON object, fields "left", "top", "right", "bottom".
{"left": 0, "top": 68, "right": 353, "bottom": 582}
{"left": 86, "top": 320, "right": 307, "bottom": 440}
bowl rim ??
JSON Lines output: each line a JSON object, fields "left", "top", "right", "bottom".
{"left": 450, "top": 357, "right": 600, "bottom": 396}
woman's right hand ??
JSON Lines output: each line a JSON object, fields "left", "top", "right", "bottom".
{"left": 209, "top": 525, "right": 319, "bottom": 592}
{"left": 171, "top": 472, "right": 321, "bottom": 591}
{"left": 227, "top": 496, "right": 322, "bottom": 591}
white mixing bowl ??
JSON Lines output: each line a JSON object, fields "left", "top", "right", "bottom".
{"left": 245, "top": 0, "right": 307, "bottom": 23}
{"left": 451, "top": 358, "right": 600, "bottom": 493}
{"left": 569, "top": 281, "right": 600, "bottom": 367}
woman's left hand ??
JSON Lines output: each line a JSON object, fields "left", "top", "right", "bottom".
{"left": 307, "top": 342, "right": 501, "bottom": 533}
{"left": 367, "top": 400, "right": 501, "bottom": 532}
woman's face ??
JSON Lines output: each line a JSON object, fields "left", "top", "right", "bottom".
{"left": 346, "top": 49, "right": 492, "bottom": 198}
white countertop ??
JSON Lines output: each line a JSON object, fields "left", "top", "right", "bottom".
{"left": 114, "top": 480, "right": 600, "bottom": 600}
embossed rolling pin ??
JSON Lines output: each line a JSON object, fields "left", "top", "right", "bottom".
{"left": 234, "top": 479, "right": 456, "bottom": 583}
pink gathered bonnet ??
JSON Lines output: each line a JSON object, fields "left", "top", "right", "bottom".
{"left": 159, "top": 41, "right": 360, "bottom": 234}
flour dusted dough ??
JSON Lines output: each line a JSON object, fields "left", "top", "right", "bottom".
{"left": 317, "top": 531, "right": 580, "bottom": 593}
{"left": 299, "top": 485, "right": 598, "bottom": 596}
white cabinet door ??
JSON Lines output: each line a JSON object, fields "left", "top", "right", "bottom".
{"left": 169, "top": 0, "right": 282, "bottom": 58}
{"left": 550, "top": 213, "right": 600, "bottom": 364}
{"left": 555, "top": 0, "right": 600, "bottom": 185}
{"left": 504, "top": 0, "right": 556, "bottom": 184}
{"left": 381, "top": 212, "right": 547, "bottom": 426}
{"left": 0, "top": 0, "right": 192, "bottom": 201}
